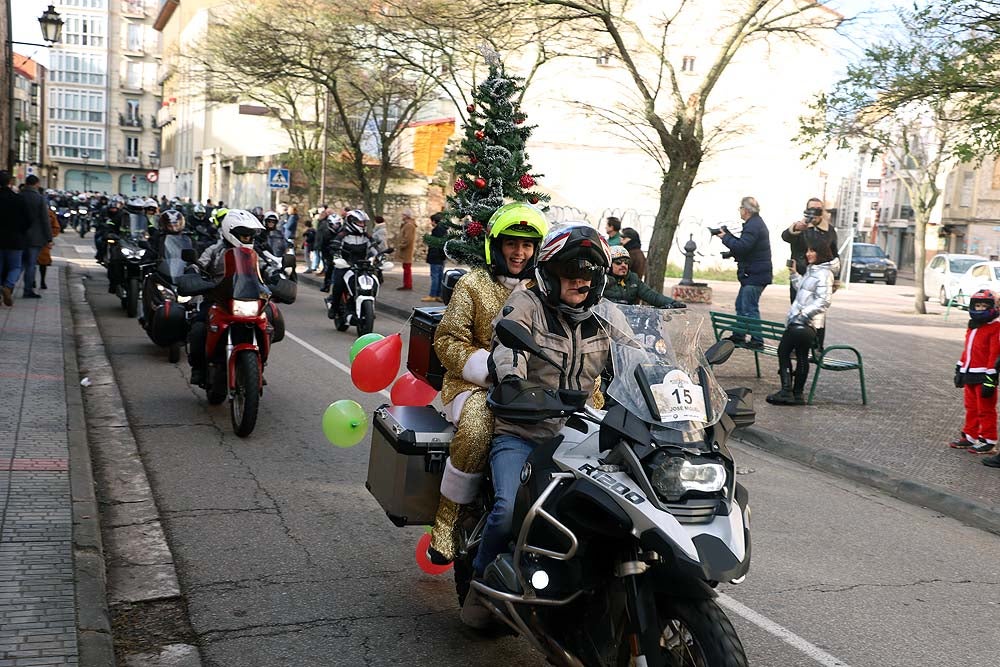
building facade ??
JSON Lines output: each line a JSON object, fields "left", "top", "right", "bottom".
{"left": 12, "top": 55, "right": 45, "bottom": 184}
{"left": 939, "top": 158, "right": 1000, "bottom": 259}
{"left": 46, "top": 0, "right": 161, "bottom": 195}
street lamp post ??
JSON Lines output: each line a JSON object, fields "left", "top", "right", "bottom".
{"left": 6, "top": 5, "right": 63, "bottom": 171}
{"left": 81, "top": 151, "right": 90, "bottom": 192}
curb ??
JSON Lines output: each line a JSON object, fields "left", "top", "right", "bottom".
{"left": 68, "top": 264, "right": 203, "bottom": 666}
{"left": 62, "top": 266, "right": 116, "bottom": 666}
{"left": 736, "top": 425, "right": 1000, "bottom": 536}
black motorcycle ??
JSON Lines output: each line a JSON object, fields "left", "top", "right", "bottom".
{"left": 103, "top": 213, "right": 155, "bottom": 318}
{"left": 328, "top": 249, "right": 393, "bottom": 335}
{"left": 139, "top": 234, "right": 198, "bottom": 363}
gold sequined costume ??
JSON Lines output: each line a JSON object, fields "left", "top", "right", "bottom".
{"left": 430, "top": 267, "right": 515, "bottom": 560}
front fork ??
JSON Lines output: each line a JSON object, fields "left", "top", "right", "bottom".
{"left": 621, "top": 552, "right": 666, "bottom": 667}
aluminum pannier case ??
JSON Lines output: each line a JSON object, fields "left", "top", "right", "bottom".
{"left": 366, "top": 404, "right": 454, "bottom": 527}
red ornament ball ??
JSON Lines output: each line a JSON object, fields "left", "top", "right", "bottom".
{"left": 470, "top": 156, "right": 478, "bottom": 164}
{"left": 529, "top": 196, "right": 539, "bottom": 205}
{"left": 515, "top": 114, "right": 525, "bottom": 125}
{"left": 475, "top": 130, "right": 485, "bottom": 141}
{"left": 453, "top": 179, "right": 468, "bottom": 193}
{"left": 467, "top": 104, "right": 475, "bottom": 113}
{"left": 474, "top": 177, "right": 487, "bottom": 189}
{"left": 519, "top": 174, "right": 535, "bottom": 189}
{"left": 466, "top": 221, "right": 484, "bottom": 237}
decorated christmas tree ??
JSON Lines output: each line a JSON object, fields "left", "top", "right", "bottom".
{"left": 428, "top": 52, "right": 550, "bottom": 266}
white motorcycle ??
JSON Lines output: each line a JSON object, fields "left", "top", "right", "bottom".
{"left": 328, "top": 249, "right": 393, "bottom": 336}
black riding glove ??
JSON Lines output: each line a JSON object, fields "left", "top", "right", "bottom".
{"left": 955, "top": 369, "right": 963, "bottom": 388}
{"left": 982, "top": 376, "right": 997, "bottom": 398}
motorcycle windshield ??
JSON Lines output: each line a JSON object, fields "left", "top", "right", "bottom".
{"left": 223, "top": 247, "right": 270, "bottom": 301}
{"left": 126, "top": 213, "right": 147, "bottom": 238}
{"left": 599, "top": 303, "right": 729, "bottom": 435}
{"left": 158, "top": 235, "right": 194, "bottom": 282}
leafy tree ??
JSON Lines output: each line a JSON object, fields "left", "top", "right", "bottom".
{"left": 502, "top": 0, "right": 840, "bottom": 292}
{"left": 798, "top": 4, "right": 974, "bottom": 313}
{"left": 428, "top": 54, "right": 550, "bottom": 266}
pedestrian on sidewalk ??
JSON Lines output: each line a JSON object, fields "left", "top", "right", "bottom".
{"left": 283, "top": 204, "right": 299, "bottom": 243}
{"left": 766, "top": 245, "right": 834, "bottom": 406}
{"left": 605, "top": 216, "right": 623, "bottom": 246}
{"left": 950, "top": 289, "right": 1000, "bottom": 455}
{"left": 19, "top": 175, "right": 52, "bottom": 299}
{"left": 620, "top": 227, "right": 646, "bottom": 280}
{"left": 302, "top": 219, "right": 318, "bottom": 273}
{"left": 36, "top": 208, "right": 61, "bottom": 289}
{"left": 422, "top": 212, "right": 447, "bottom": 302}
{"left": 716, "top": 196, "right": 772, "bottom": 348}
{"left": 780, "top": 197, "right": 840, "bottom": 313}
{"left": 397, "top": 209, "right": 416, "bottom": 291}
{"left": 0, "top": 170, "right": 30, "bottom": 307}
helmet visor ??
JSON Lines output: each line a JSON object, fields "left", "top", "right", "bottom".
{"left": 548, "top": 258, "right": 603, "bottom": 280}
{"left": 232, "top": 226, "right": 258, "bottom": 244}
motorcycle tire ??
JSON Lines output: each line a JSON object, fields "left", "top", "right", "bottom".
{"left": 334, "top": 308, "right": 349, "bottom": 332}
{"left": 206, "top": 364, "right": 227, "bottom": 405}
{"left": 168, "top": 343, "right": 181, "bottom": 364}
{"left": 628, "top": 596, "right": 747, "bottom": 667}
{"left": 126, "top": 277, "right": 140, "bottom": 318}
{"left": 231, "top": 350, "right": 260, "bottom": 438}
{"left": 357, "top": 300, "right": 375, "bottom": 336}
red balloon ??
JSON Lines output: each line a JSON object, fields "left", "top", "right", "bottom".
{"left": 391, "top": 372, "right": 439, "bottom": 406}
{"left": 351, "top": 333, "right": 402, "bottom": 393}
{"left": 415, "top": 532, "right": 452, "bottom": 575}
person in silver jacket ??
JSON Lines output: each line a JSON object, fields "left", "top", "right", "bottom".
{"left": 767, "top": 245, "right": 835, "bottom": 405}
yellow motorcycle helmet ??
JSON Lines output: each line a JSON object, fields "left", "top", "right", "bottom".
{"left": 484, "top": 202, "right": 548, "bottom": 278}
{"left": 212, "top": 207, "right": 229, "bottom": 227}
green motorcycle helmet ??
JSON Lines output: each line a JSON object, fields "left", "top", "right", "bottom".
{"left": 484, "top": 202, "right": 549, "bottom": 279}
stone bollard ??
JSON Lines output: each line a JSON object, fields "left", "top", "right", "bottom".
{"left": 671, "top": 234, "right": 713, "bottom": 304}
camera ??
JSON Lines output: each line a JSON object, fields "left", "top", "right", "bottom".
{"left": 708, "top": 225, "right": 726, "bottom": 236}
{"left": 721, "top": 251, "right": 733, "bottom": 260}
{"left": 803, "top": 206, "right": 823, "bottom": 224}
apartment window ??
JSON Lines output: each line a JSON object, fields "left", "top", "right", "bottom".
{"left": 960, "top": 172, "right": 975, "bottom": 207}
{"left": 126, "top": 99, "right": 140, "bottom": 124}
{"left": 61, "top": 0, "right": 108, "bottom": 7}
{"left": 50, "top": 53, "right": 106, "bottom": 86}
{"left": 48, "top": 88, "right": 105, "bottom": 123}
{"left": 596, "top": 50, "right": 611, "bottom": 66}
{"left": 47, "top": 124, "right": 105, "bottom": 160}
{"left": 125, "top": 136, "right": 140, "bottom": 160}
{"left": 681, "top": 56, "right": 696, "bottom": 73}
{"left": 126, "top": 23, "right": 143, "bottom": 51}
{"left": 125, "top": 62, "right": 142, "bottom": 89}
{"left": 63, "top": 14, "right": 106, "bottom": 47}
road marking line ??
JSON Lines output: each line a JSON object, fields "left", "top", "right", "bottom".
{"left": 286, "top": 331, "right": 392, "bottom": 399}
{"left": 717, "top": 593, "right": 852, "bottom": 666}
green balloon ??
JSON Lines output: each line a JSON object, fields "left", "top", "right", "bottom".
{"left": 349, "top": 333, "right": 385, "bottom": 363}
{"left": 322, "top": 400, "right": 369, "bottom": 448}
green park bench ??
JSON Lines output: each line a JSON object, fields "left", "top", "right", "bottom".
{"left": 708, "top": 311, "right": 868, "bottom": 405}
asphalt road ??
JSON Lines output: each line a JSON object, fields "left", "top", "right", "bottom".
{"left": 66, "top": 236, "right": 1000, "bottom": 667}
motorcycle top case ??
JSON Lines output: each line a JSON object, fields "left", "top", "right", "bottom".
{"left": 406, "top": 306, "right": 447, "bottom": 391}
{"left": 367, "top": 404, "right": 454, "bottom": 527}
{"left": 149, "top": 300, "right": 187, "bottom": 347}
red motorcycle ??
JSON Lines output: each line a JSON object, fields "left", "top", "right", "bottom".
{"left": 179, "top": 246, "right": 296, "bottom": 437}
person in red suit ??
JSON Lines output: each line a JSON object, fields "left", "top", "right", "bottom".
{"left": 951, "top": 289, "right": 1000, "bottom": 455}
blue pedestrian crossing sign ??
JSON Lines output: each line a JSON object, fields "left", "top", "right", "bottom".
{"left": 268, "top": 168, "right": 290, "bottom": 190}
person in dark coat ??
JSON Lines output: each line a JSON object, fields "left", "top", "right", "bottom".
{"left": 604, "top": 245, "right": 684, "bottom": 308}
{"left": 780, "top": 197, "right": 840, "bottom": 303}
{"left": 0, "top": 171, "right": 31, "bottom": 306}
{"left": 620, "top": 227, "right": 646, "bottom": 280}
{"left": 422, "top": 211, "right": 447, "bottom": 302}
{"left": 19, "top": 175, "right": 52, "bottom": 299}
{"left": 716, "top": 196, "right": 772, "bottom": 348}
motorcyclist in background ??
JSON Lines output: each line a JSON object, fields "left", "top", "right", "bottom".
{"left": 143, "top": 198, "right": 159, "bottom": 227}
{"left": 187, "top": 209, "right": 265, "bottom": 386}
{"left": 94, "top": 196, "right": 128, "bottom": 262}
{"left": 188, "top": 204, "right": 218, "bottom": 252}
{"left": 318, "top": 213, "right": 344, "bottom": 292}
{"left": 603, "top": 245, "right": 686, "bottom": 308}
{"left": 258, "top": 211, "right": 289, "bottom": 256}
{"left": 324, "top": 209, "right": 373, "bottom": 319}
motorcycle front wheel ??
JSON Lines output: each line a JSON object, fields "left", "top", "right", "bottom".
{"left": 168, "top": 343, "right": 182, "bottom": 364}
{"left": 125, "top": 277, "right": 140, "bottom": 318}
{"left": 230, "top": 350, "right": 260, "bottom": 437}
{"left": 623, "top": 597, "right": 747, "bottom": 667}
{"left": 357, "top": 300, "right": 375, "bottom": 336}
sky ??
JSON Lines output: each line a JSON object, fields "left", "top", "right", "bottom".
{"left": 10, "top": 0, "right": 911, "bottom": 71}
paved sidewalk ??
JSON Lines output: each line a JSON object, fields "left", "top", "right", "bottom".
{"left": 0, "top": 266, "right": 80, "bottom": 666}
{"left": 302, "top": 259, "right": 1000, "bottom": 533}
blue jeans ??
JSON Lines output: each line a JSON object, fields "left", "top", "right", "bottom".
{"left": 309, "top": 249, "right": 321, "bottom": 271}
{"left": 735, "top": 283, "right": 765, "bottom": 343}
{"left": 429, "top": 263, "right": 444, "bottom": 297}
{"left": 0, "top": 250, "right": 23, "bottom": 289}
{"left": 473, "top": 434, "right": 535, "bottom": 576}
{"left": 20, "top": 246, "right": 41, "bottom": 294}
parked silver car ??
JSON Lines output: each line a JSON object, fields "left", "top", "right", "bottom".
{"left": 924, "top": 253, "right": 987, "bottom": 305}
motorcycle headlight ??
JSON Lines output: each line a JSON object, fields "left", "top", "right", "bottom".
{"left": 78, "top": 208, "right": 88, "bottom": 214}
{"left": 231, "top": 299, "right": 260, "bottom": 317}
{"left": 650, "top": 457, "right": 727, "bottom": 502}
{"left": 120, "top": 247, "right": 135, "bottom": 258}
{"left": 177, "top": 295, "right": 192, "bottom": 304}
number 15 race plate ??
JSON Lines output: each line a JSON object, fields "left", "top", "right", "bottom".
{"left": 651, "top": 369, "right": 707, "bottom": 422}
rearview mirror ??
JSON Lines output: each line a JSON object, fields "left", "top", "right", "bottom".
{"left": 495, "top": 319, "right": 543, "bottom": 357}
{"left": 705, "top": 339, "right": 735, "bottom": 366}
{"left": 181, "top": 248, "right": 198, "bottom": 264}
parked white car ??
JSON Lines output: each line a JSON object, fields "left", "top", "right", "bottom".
{"left": 925, "top": 253, "right": 987, "bottom": 305}
{"left": 953, "top": 260, "right": 1000, "bottom": 307}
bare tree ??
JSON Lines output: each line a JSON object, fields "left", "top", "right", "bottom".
{"left": 501, "top": 0, "right": 840, "bottom": 292}
{"left": 193, "top": 0, "right": 439, "bottom": 215}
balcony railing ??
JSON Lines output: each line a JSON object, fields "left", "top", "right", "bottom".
{"left": 119, "top": 113, "right": 144, "bottom": 129}
{"left": 150, "top": 114, "right": 161, "bottom": 131}
{"left": 121, "top": 0, "right": 146, "bottom": 18}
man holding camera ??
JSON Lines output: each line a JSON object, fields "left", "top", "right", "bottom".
{"left": 781, "top": 198, "right": 840, "bottom": 303}
{"left": 714, "top": 197, "right": 772, "bottom": 349}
